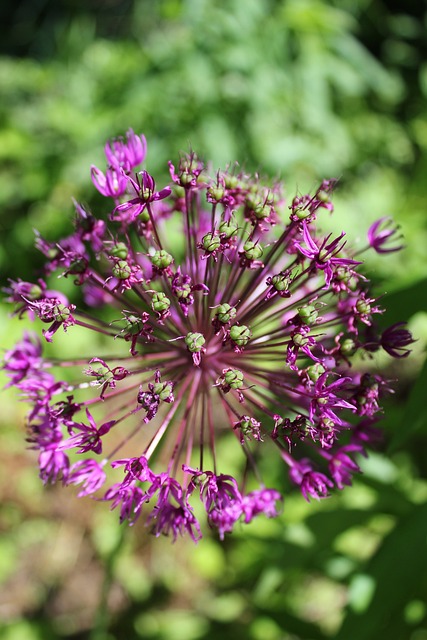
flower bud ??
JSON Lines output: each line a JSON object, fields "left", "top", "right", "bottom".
{"left": 224, "top": 175, "right": 238, "bottom": 189}
{"left": 28, "top": 284, "right": 43, "bottom": 300}
{"left": 297, "top": 304, "right": 318, "bottom": 325}
{"left": 219, "top": 219, "right": 238, "bottom": 239}
{"left": 306, "top": 363, "right": 325, "bottom": 382}
{"left": 229, "top": 324, "right": 251, "bottom": 347}
{"left": 341, "top": 338, "right": 357, "bottom": 356}
{"left": 110, "top": 243, "right": 129, "bottom": 259}
{"left": 356, "top": 298, "right": 371, "bottom": 315}
{"left": 317, "top": 190, "right": 330, "bottom": 204}
{"left": 294, "top": 207, "right": 311, "bottom": 220}
{"left": 270, "top": 273, "right": 291, "bottom": 293}
{"left": 202, "top": 232, "right": 221, "bottom": 253}
{"left": 124, "top": 314, "right": 145, "bottom": 335}
{"left": 207, "top": 186, "right": 225, "bottom": 202}
{"left": 292, "top": 332, "right": 309, "bottom": 347}
{"left": 151, "top": 292, "right": 171, "bottom": 314}
{"left": 185, "top": 332, "right": 206, "bottom": 353}
{"left": 223, "top": 369, "right": 244, "bottom": 389}
{"left": 112, "top": 260, "right": 131, "bottom": 280}
{"left": 243, "top": 240, "right": 263, "bottom": 261}
{"left": 152, "top": 381, "right": 174, "bottom": 401}
{"left": 214, "top": 303, "right": 237, "bottom": 324}
{"left": 151, "top": 250, "right": 174, "bottom": 269}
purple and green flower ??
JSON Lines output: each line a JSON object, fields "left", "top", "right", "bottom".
{"left": 3, "top": 130, "right": 413, "bottom": 542}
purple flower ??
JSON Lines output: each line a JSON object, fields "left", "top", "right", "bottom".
{"left": 352, "top": 374, "right": 386, "bottom": 417}
{"left": 91, "top": 162, "right": 128, "bottom": 198}
{"left": 84, "top": 358, "right": 129, "bottom": 399}
{"left": 294, "top": 223, "right": 361, "bottom": 286}
{"left": 61, "top": 408, "right": 115, "bottom": 454}
{"left": 381, "top": 322, "right": 414, "bottom": 358}
{"left": 109, "top": 456, "right": 152, "bottom": 489}
{"left": 104, "top": 129, "right": 147, "bottom": 171}
{"left": 39, "top": 447, "right": 70, "bottom": 485}
{"left": 137, "top": 371, "right": 174, "bottom": 422}
{"left": 3, "top": 131, "right": 413, "bottom": 542}
{"left": 289, "top": 459, "right": 334, "bottom": 501}
{"left": 367, "top": 216, "right": 404, "bottom": 253}
{"left": 112, "top": 170, "right": 171, "bottom": 222}
{"left": 148, "top": 500, "right": 202, "bottom": 543}
{"left": 2, "top": 332, "right": 44, "bottom": 387}
{"left": 168, "top": 153, "right": 204, "bottom": 188}
{"left": 309, "top": 373, "right": 355, "bottom": 424}
{"left": 66, "top": 459, "right": 107, "bottom": 496}
{"left": 104, "top": 481, "right": 147, "bottom": 525}
{"left": 323, "top": 444, "right": 364, "bottom": 489}
{"left": 241, "top": 488, "right": 282, "bottom": 522}
{"left": 24, "top": 296, "right": 76, "bottom": 342}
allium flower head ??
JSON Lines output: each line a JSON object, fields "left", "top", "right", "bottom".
{"left": 3, "top": 132, "right": 414, "bottom": 542}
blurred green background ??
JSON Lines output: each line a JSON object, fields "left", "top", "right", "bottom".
{"left": 1, "top": 0, "right": 427, "bottom": 639}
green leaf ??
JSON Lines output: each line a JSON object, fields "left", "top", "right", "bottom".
{"left": 389, "top": 355, "right": 427, "bottom": 451}
{"left": 335, "top": 501, "right": 427, "bottom": 640}
{"left": 379, "top": 278, "right": 427, "bottom": 327}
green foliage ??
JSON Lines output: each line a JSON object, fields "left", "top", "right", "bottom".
{"left": 1, "top": 0, "right": 426, "bottom": 283}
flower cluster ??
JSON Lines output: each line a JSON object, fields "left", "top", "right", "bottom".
{"left": 3, "top": 130, "right": 413, "bottom": 542}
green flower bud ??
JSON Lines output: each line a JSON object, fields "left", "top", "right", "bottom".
{"left": 47, "top": 247, "right": 60, "bottom": 260}
{"left": 229, "top": 324, "right": 251, "bottom": 347}
{"left": 306, "top": 363, "right": 325, "bottom": 382}
{"left": 224, "top": 175, "right": 238, "bottom": 189}
{"left": 321, "top": 418, "right": 335, "bottom": 430}
{"left": 151, "top": 292, "right": 171, "bottom": 314}
{"left": 93, "top": 365, "right": 113, "bottom": 384}
{"left": 124, "top": 314, "right": 144, "bottom": 335}
{"left": 110, "top": 242, "right": 129, "bottom": 259}
{"left": 139, "top": 209, "right": 150, "bottom": 223}
{"left": 239, "top": 417, "right": 252, "bottom": 432}
{"left": 185, "top": 332, "right": 206, "bottom": 353}
{"left": 335, "top": 267, "right": 357, "bottom": 291}
{"left": 219, "top": 219, "right": 238, "bottom": 239}
{"left": 112, "top": 260, "right": 131, "bottom": 280}
{"left": 68, "top": 257, "right": 87, "bottom": 274}
{"left": 207, "top": 186, "right": 225, "bottom": 202}
{"left": 335, "top": 267, "right": 351, "bottom": 283}
{"left": 27, "top": 284, "right": 43, "bottom": 300}
{"left": 178, "top": 283, "right": 192, "bottom": 299}
{"left": 173, "top": 185, "right": 185, "bottom": 199}
{"left": 245, "top": 194, "right": 259, "bottom": 210}
{"left": 356, "top": 298, "right": 371, "bottom": 315}
{"left": 243, "top": 240, "right": 263, "bottom": 261}
{"left": 295, "top": 207, "right": 311, "bottom": 220}
{"left": 152, "top": 381, "right": 174, "bottom": 401}
{"left": 271, "top": 274, "right": 291, "bottom": 292}
{"left": 317, "top": 190, "right": 330, "bottom": 203}
{"left": 215, "top": 303, "right": 237, "bottom": 324}
{"left": 297, "top": 304, "right": 318, "bottom": 325}
{"left": 292, "top": 332, "right": 309, "bottom": 347}
{"left": 224, "top": 369, "right": 244, "bottom": 389}
{"left": 341, "top": 338, "right": 357, "bottom": 356}
{"left": 254, "top": 203, "right": 270, "bottom": 219}
{"left": 52, "top": 304, "right": 71, "bottom": 323}
{"left": 202, "top": 232, "right": 221, "bottom": 253}
{"left": 180, "top": 172, "right": 194, "bottom": 186}
{"left": 151, "top": 250, "right": 174, "bottom": 269}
